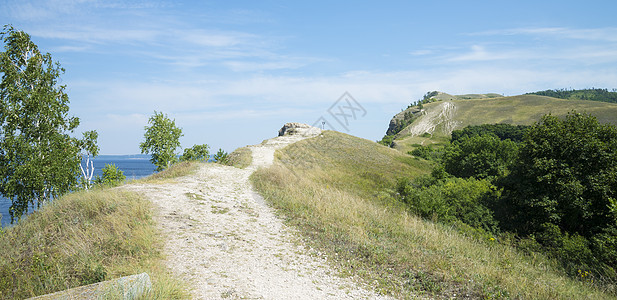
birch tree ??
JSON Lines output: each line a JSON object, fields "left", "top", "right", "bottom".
{"left": 0, "top": 25, "right": 92, "bottom": 222}
{"left": 140, "top": 111, "right": 183, "bottom": 171}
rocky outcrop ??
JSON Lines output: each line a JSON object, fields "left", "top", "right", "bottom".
{"left": 278, "top": 123, "right": 322, "bottom": 137}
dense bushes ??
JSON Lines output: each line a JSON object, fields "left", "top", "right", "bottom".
{"left": 451, "top": 124, "right": 529, "bottom": 143}
{"left": 396, "top": 115, "right": 617, "bottom": 286}
{"left": 396, "top": 175, "right": 499, "bottom": 233}
{"left": 442, "top": 134, "right": 518, "bottom": 180}
{"left": 528, "top": 88, "right": 617, "bottom": 104}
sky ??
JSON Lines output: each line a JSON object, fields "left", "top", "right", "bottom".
{"left": 1, "top": 0, "right": 616, "bottom": 154}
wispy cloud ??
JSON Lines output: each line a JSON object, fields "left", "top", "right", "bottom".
{"left": 471, "top": 27, "right": 617, "bottom": 43}
{"left": 446, "top": 45, "right": 526, "bottom": 62}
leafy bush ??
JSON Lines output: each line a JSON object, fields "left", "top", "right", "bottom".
{"left": 378, "top": 134, "right": 395, "bottom": 147}
{"left": 409, "top": 145, "right": 442, "bottom": 161}
{"left": 181, "top": 144, "right": 210, "bottom": 161}
{"left": 396, "top": 176, "right": 499, "bottom": 232}
{"left": 94, "top": 164, "right": 126, "bottom": 187}
{"left": 442, "top": 134, "right": 518, "bottom": 180}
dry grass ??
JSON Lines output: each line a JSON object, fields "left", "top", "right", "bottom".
{"left": 0, "top": 188, "right": 188, "bottom": 299}
{"left": 138, "top": 161, "right": 201, "bottom": 183}
{"left": 225, "top": 147, "right": 253, "bottom": 169}
{"left": 251, "top": 130, "right": 611, "bottom": 299}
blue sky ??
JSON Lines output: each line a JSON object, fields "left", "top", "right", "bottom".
{"left": 2, "top": 0, "right": 616, "bottom": 154}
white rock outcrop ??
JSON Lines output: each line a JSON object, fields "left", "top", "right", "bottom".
{"left": 278, "top": 122, "right": 322, "bottom": 137}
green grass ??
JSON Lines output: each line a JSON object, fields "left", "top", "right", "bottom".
{"left": 0, "top": 188, "right": 188, "bottom": 299}
{"left": 225, "top": 147, "right": 253, "bottom": 169}
{"left": 251, "top": 130, "right": 612, "bottom": 299}
{"left": 452, "top": 94, "right": 617, "bottom": 128}
{"left": 393, "top": 133, "right": 450, "bottom": 155}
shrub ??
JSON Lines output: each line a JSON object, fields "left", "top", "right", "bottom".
{"left": 397, "top": 176, "right": 499, "bottom": 232}
{"left": 378, "top": 135, "right": 395, "bottom": 147}
{"left": 213, "top": 148, "right": 229, "bottom": 164}
{"left": 181, "top": 144, "right": 210, "bottom": 162}
{"left": 442, "top": 134, "right": 518, "bottom": 180}
{"left": 94, "top": 164, "right": 126, "bottom": 187}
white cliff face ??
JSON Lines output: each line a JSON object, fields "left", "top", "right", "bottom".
{"left": 278, "top": 122, "right": 322, "bottom": 137}
{"left": 400, "top": 101, "right": 460, "bottom": 137}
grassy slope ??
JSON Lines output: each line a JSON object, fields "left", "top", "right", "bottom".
{"left": 251, "top": 130, "right": 611, "bottom": 299}
{"left": 0, "top": 164, "right": 197, "bottom": 299}
{"left": 394, "top": 94, "right": 617, "bottom": 153}
{"left": 453, "top": 95, "right": 617, "bottom": 127}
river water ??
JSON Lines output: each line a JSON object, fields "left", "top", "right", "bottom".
{"left": 0, "top": 155, "right": 156, "bottom": 227}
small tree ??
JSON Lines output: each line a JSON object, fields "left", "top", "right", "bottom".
{"left": 181, "top": 144, "right": 210, "bottom": 161}
{"left": 0, "top": 26, "right": 93, "bottom": 222}
{"left": 213, "top": 148, "right": 229, "bottom": 164}
{"left": 139, "top": 111, "right": 183, "bottom": 171}
{"left": 93, "top": 164, "right": 126, "bottom": 187}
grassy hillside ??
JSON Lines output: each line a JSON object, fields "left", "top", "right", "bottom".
{"left": 0, "top": 164, "right": 197, "bottom": 299}
{"left": 392, "top": 94, "right": 617, "bottom": 153}
{"left": 452, "top": 94, "right": 617, "bottom": 127}
{"left": 251, "top": 131, "right": 611, "bottom": 299}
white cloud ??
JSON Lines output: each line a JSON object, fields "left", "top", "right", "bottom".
{"left": 446, "top": 45, "right": 525, "bottom": 62}
{"left": 472, "top": 27, "right": 617, "bottom": 43}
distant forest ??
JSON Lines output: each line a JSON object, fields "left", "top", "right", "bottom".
{"left": 527, "top": 88, "right": 617, "bottom": 103}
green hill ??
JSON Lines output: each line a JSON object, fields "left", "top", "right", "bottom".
{"left": 387, "top": 93, "right": 617, "bottom": 152}
{"left": 251, "top": 130, "right": 612, "bottom": 299}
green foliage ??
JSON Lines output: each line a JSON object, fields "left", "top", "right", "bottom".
{"left": 408, "top": 145, "right": 442, "bottom": 161}
{"left": 396, "top": 114, "right": 617, "bottom": 286}
{"left": 140, "top": 111, "right": 183, "bottom": 171}
{"left": 499, "top": 112, "right": 617, "bottom": 237}
{"left": 442, "top": 134, "right": 519, "bottom": 180}
{"left": 377, "top": 134, "right": 395, "bottom": 146}
{"left": 496, "top": 112, "right": 617, "bottom": 279}
{"left": 93, "top": 164, "right": 126, "bottom": 187}
{"left": 181, "top": 144, "right": 210, "bottom": 162}
{"left": 528, "top": 88, "right": 617, "bottom": 104}
{"left": 0, "top": 25, "right": 95, "bottom": 223}
{"left": 451, "top": 123, "right": 530, "bottom": 143}
{"left": 396, "top": 176, "right": 499, "bottom": 233}
{"left": 213, "top": 148, "right": 229, "bottom": 164}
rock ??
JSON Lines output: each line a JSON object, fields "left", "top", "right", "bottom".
{"left": 278, "top": 123, "right": 321, "bottom": 137}
{"left": 27, "top": 273, "right": 152, "bottom": 300}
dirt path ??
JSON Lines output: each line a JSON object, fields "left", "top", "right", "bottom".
{"left": 123, "top": 131, "right": 387, "bottom": 299}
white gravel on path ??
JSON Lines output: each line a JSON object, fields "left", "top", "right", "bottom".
{"left": 122, "top": 132, "right": 390, "bottom": 299}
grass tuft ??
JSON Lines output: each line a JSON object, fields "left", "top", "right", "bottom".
{"left": 0, "top": 188, "right": 188, "bottom": 299}
{"left": 225, "top": 147, "right": 253, "bottom": 169}
{"left": 251, "top": 130, "right": 612, "bottom": 299}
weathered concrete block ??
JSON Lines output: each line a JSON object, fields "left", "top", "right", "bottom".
{"left": 27, "top": 272, "right": 151, "bottom": 300}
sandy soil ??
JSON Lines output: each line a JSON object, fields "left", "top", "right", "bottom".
{"left": 122, "top": 132, "right": 388, "bottom": 299}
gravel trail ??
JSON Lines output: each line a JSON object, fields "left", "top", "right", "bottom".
{"left": 123, "top": 131, "right": 387, "bottom": 299}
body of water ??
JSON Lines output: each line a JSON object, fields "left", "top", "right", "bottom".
{"left": 0, "top": 155, "right": 156, "bottom": 227}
